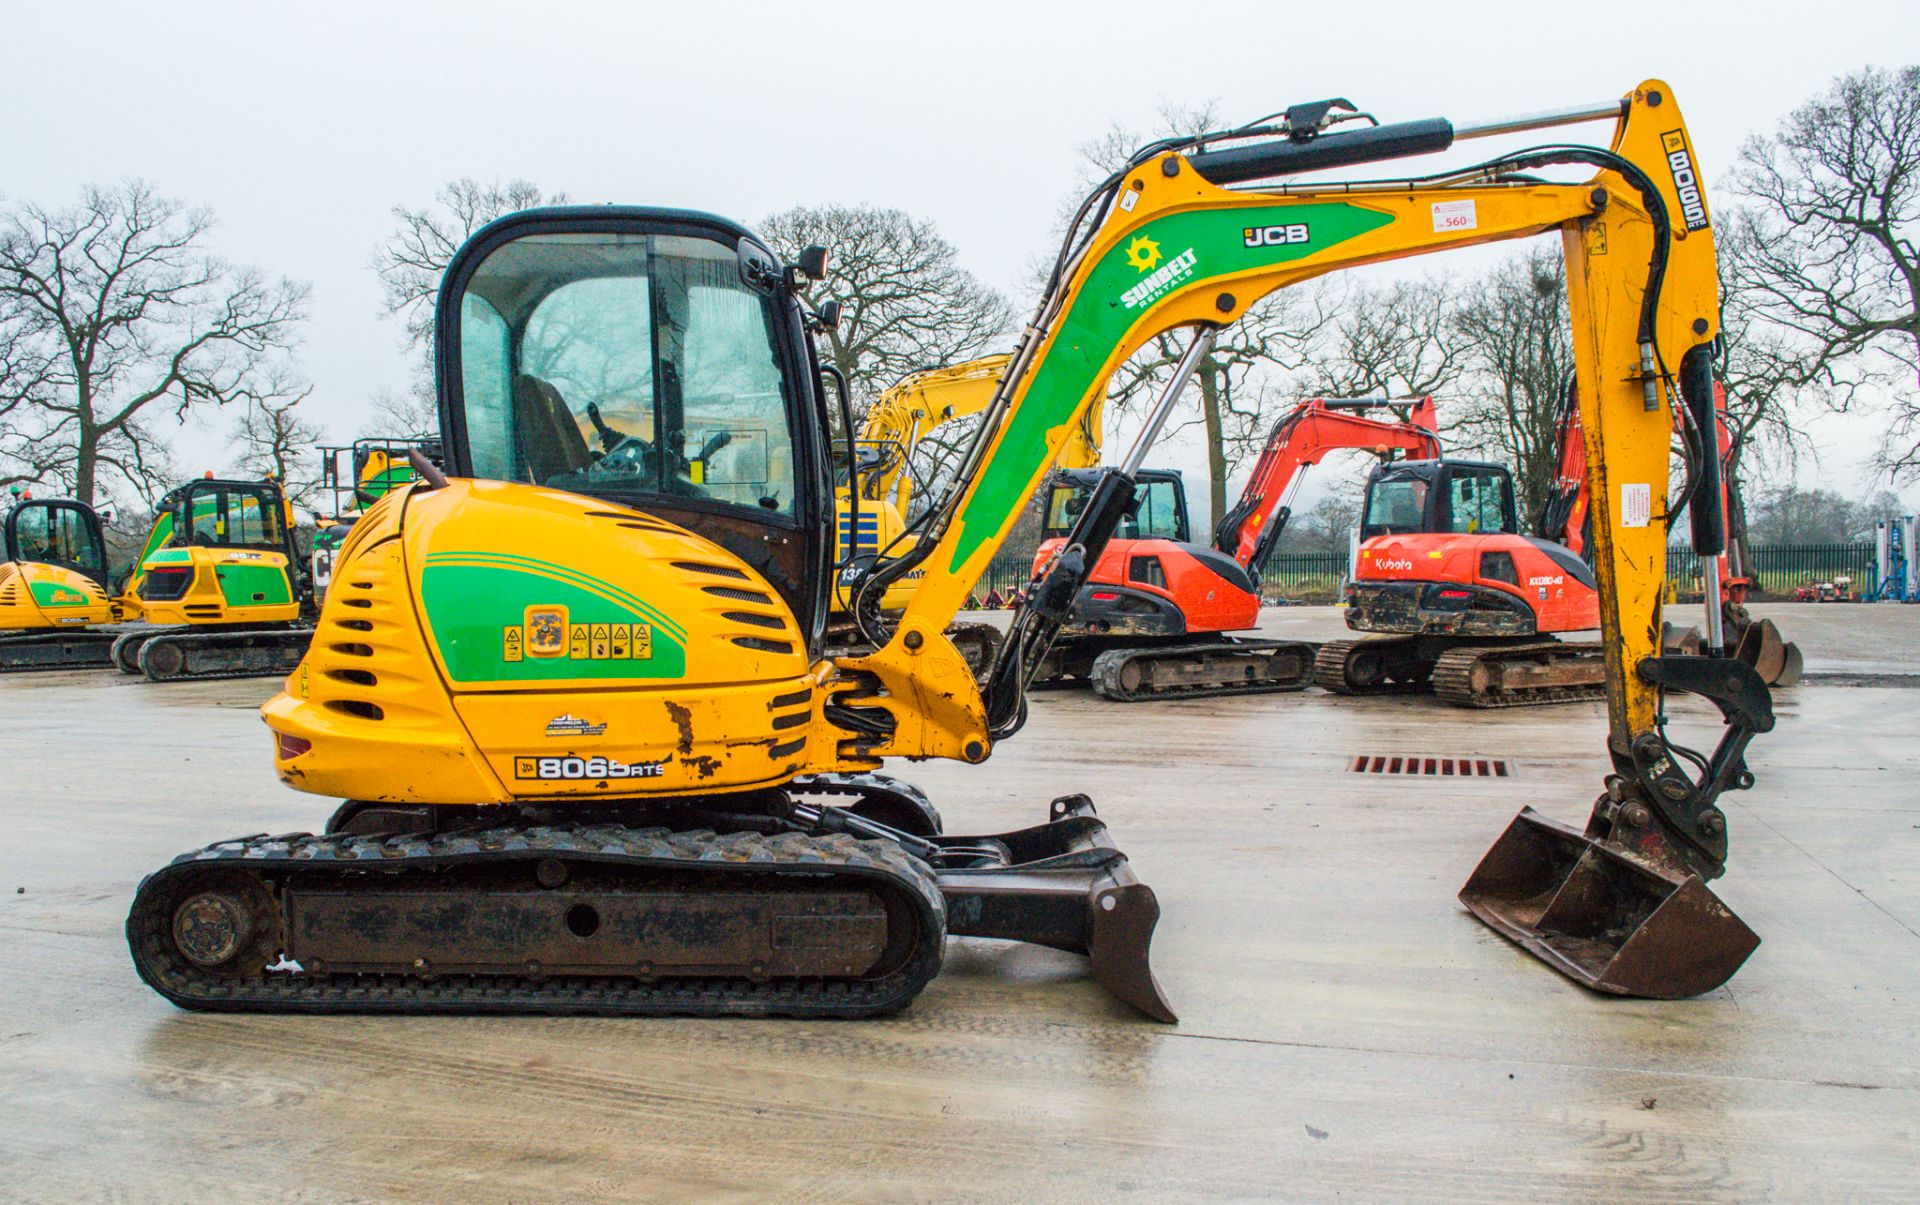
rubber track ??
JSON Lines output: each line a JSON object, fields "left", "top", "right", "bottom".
{"left": 128, "top": 824, "right": 945, "bottom": 1018}
{"left": 1090, "top": 639, "right": 1317, "bottom": 702}
{"left": 0, "top": 630, "right": 118, "bottom": 672}
{"left": 1430, "top": 641, "right": 1606, "bottom": 709}
{"left": 1311, "top": 638, "right": 1429, "bottom": 697}
{"left": 137, "top": 625, "right": 313, "bottom": 682}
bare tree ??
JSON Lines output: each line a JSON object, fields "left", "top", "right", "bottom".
{"left": 758, "top": 205, "right": 1011, "bottom": 410}
{"left": 1724, "top": 65, "right": 1920, "bottom": 476}
{"left": 0, "top": 181, "right": 309, "bottom": 505}
{"left": 231, "top": 388, "right": 324, "bottom": 511}
{"left": 373, "top": 179, "right": 566, "bottom": 350}
{"left": 1282, "top": 491, "right": 1363, "bottom": 557}
{"left": 370, "top": 177, "right": 567, "bottom": 424}
{"left": 1302, "top": 277, "right": 1469, "bottom": 401}
{"left": 365, "top": 386, "right": 438, "bottom": 440}
{"left": 1448, "top": 246, "right": 1575, "bottom": 523}
{"left": 1103, "top": 295, "right": 1331, "bottom": 533}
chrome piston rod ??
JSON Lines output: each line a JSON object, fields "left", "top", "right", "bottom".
{"left": 1120, "top": 326, "right": 1219, "bottom": 476}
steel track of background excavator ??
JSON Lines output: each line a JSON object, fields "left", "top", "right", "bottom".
{"left": 1314, "top": 637, "right": 1605, "bottom": 707}
{"left": 1088, "top": 639, "right": 1317, "bottom": 702}
{"left": 0, "top": 629, "right": 121, "bottom": 672}
{"left": 1311, "top": 638, "right": 1434, "bottom": 697}
{"left": 1429, "top": 641, "right": 1606, "bottom": 708}
{"left": 112, "top": 625, "right": 313, "bottom": 682}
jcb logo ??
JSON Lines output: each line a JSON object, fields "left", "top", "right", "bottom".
{"left": 1661, "top": 130, "right": 1710, "bottom": 232}
{"left": 1243, "top": 223, "right": 1311, "bottom": 248}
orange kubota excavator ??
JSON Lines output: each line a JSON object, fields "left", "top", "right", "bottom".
{"left": 1536, "top": 380, "right": 1803, "bottom": 685}
{"left": 1034, "top": 396, "right": 1441, "bottom": 699}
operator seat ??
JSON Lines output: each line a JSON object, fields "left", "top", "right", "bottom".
{"left": 513, "top": 374, "right": 591, "bottom": 484}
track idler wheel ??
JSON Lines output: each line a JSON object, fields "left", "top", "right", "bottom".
{"left": 1459, "top": 807, "right": 1759, "bottom": 998}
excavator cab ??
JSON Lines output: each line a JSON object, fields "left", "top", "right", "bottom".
{"left": 436, "top": 209, "right": 836, "bottom": 642}
{"left": 1359, "top": 459, "right": 1518, "bottom": 539}
{"left": 1044, "top": 468, "right": 1190, "bottom": 543}
{"left": 5, "top": 498, "right": 110, "bottom": 593}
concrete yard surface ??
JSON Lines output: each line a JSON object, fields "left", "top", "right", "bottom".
{"left": 1, "top": 604, "right": 1916, "bottom": 1201}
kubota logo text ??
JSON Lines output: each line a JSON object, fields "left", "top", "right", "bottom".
{"left": 1375, "top": 558, "right": 1414, "bottom": 571}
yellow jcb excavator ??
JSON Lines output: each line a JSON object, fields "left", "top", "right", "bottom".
{"left": 130, "top": 80, "right": 1770, "bottom": 1018}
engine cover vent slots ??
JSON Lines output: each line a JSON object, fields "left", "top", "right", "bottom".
{"left": 1349, "top": 754, "right": 1511, "bottom": 777}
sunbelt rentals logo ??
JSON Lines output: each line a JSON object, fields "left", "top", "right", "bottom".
{"left": 1120, "top": 234, "right": 1197, "bottom": 310}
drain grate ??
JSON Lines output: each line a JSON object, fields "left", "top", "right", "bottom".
{"left": 1349, "top": 754, "right": 1511, "bottom": 777}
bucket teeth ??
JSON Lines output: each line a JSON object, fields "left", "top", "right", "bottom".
{"left": 1460, "top": 807, "right": 1759, "bottom": 999}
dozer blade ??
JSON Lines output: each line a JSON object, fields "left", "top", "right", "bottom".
{"left": 1459, "top": 807, "right": 1759, "bottom": 999}
{"left": 935, "top": 795, "right": 1176, "bottom": 1022}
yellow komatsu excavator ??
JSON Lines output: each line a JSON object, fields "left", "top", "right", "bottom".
{"left": 130, "top": 80, "right": 1771, "bottom": 1018}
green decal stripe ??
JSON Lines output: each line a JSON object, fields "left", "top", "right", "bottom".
{"left": 138, "top": 514, "right": 174, "bottom": 563}
{"left": 420, "top": 562, "right": 688, "bottom": 683}
{"left": 144, "top": 548, "right": 194, "bottom": 567}
{"left": 28, "top": 580, "right": 91, "bottom": 608}
{"left": 215, "top": 563, "right": 294, "bottom": 607}
{"left": 422, "top": 551, "right": 689, "bottom": 642}
{"left": 948, "top": 202, "right": 1397, "bottom": 573}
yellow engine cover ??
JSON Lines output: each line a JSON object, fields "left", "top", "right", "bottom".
{"left": 133, "top": 546, "right": 301, "bottom": 626}
{"left": 0, "top": 561, "right": 114, "bottom": 631}
{"left": 264, "top": 480, "right": 826, "bottom": 805}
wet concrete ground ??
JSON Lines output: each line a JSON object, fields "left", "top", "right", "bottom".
{"left": 1, "top": 604, "right": 1915, "bottom": 1201}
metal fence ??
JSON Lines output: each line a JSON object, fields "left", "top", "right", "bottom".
{"left": 959, "top": 542, "right": 1880, "bottom": 607}
{"left": 971, "top": 550, "right": 1039, "bottom": 604}
{"left": 1667, "top": 542, "right": 1875, "bottom": 598}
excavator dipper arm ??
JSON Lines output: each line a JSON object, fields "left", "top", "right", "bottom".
{"left": 1214, "top": 396, "right": 1442, "bottom": 573}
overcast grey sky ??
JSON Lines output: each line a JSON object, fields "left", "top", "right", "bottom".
{"left": 6, "top": 0, "right": 1917, "bottom": 509}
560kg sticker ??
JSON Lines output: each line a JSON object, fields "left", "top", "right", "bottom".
{"left": 514, "top": 755, "right": 665, "bottom": 781}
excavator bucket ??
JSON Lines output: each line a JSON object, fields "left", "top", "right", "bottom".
{"left": 1459, "top": 807, "right": 1759, "bottom": 998}
{"left": 1734, "top": 617, "right": 1803, "bottom": 687}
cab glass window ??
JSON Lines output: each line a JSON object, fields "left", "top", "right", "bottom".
{"left": 455, "top": 231, "right": 797, "bottom": 516}
{"left": 185, "top": 487, "right": 283, "bottom": 548}
{"left": 10, "top": 504, "right": 98, "bottom": 574}
{"left": 1132, "top": 478, "right": 1183, "bottom": 540}
{"left": 1045, "top": 482, "right": 1088, "bottom": 535}
{"left": 1446, "top": 470, "right": 1512, "bottom": 535}
{"left": 1363, "top": 475, "right": 1429, "bottom": 537}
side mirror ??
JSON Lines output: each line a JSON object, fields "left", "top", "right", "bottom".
{"left": 814, "top": 299, "right": 844, "bottom": 332}
{"left": 797, "top": 244, "right": 829, "bottom": 282}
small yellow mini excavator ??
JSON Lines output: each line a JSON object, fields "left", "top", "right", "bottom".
{"left": 110, "top": 475, "right": 314, "bottom": 682}
{"left": 131, "top": 81, "right": 1772, "bottom": 1017}
{"left": 0, "top": 489, "right": 126, "bottom": 671}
